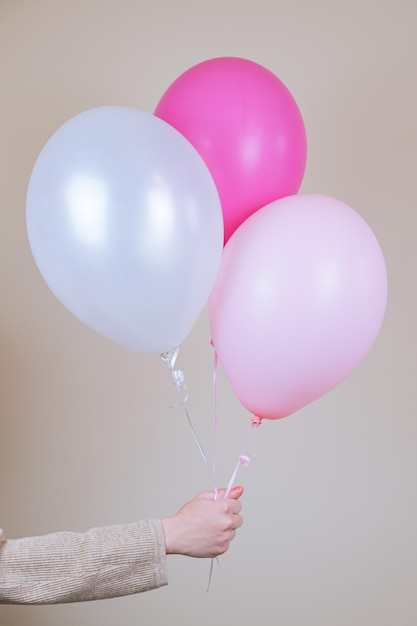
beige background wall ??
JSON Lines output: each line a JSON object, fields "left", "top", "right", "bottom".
{"left": 0, "top": 1, "right": 416, "bottom": 624}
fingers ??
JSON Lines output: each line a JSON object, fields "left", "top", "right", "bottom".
{"left": 216, "top": 494, "right": 243, "bottom": 520}
{"left": 195, "top": 486, "right": 244, "bottom": 502}
{"left": 233, "top": 513, "right": 243, "bottom": 530}
{"left": 195, "top": 487, "right": 243, "bottom": 523}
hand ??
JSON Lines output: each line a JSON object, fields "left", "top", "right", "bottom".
{"left": 161, "top": 486, "right": 244, "bottom": 558}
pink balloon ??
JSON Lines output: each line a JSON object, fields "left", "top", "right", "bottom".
{"left": 208, "top": 194, "right": 388, "bottom": 420}
{"left": 154, "top": 57, "right": 307, "bottom": 244}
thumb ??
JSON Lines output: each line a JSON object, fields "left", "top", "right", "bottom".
{"left": 219, "top": 485, "right": 244, "bottom": 500}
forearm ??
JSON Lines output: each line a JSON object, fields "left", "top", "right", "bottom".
{"left": 0, "top": 520, "right": 168, "bottom": 604}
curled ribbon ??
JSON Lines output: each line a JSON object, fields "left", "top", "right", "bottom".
{"left": 161, "top": 348, "right": 189, "bottom": 407}
{"left": 161, "top": 347, "right": 209, "bottom": 471}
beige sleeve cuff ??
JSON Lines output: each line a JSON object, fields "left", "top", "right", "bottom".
{"left": 0, "top": 519, "right": 168, "bottom": 604}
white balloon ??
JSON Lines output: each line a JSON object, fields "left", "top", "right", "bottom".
{"left": 26, "top": 106, "right": 223, "bottom": 353}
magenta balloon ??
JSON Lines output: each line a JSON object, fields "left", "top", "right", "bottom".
{"left": 208, "top": 194, "right": 388, "bottom": 420}
{"left": 155, "top": 57, "right": 307, "bottom": 244}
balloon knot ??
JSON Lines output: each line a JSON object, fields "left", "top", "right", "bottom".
{"left": 160, "top": 352, "right": 171, "bottom": 364}
{"left": 251, "top": 415, "right": 263, "bottom": 427}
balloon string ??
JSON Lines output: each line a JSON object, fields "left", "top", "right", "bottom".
{"left": 212, "top": 344, "right": 219, "bottom": 499}
{"left": 184, "top": 405, "right": 210, "bottom": 471}
{"left": 161, "top": 348, "right": 210, "bottom": 472}
{"left": 207, "top": 558, "right": 214, "bottom": 592}
{"left": 206, "top": 343, "right": 221, "bottom": 592}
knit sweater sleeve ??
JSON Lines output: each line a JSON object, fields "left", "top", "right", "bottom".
{"left": 0, "top": 520, "right": 168, "bottom": 604}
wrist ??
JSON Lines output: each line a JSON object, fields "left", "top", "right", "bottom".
{"left": 161, "top": 516, "right": 179, "bottom": 555}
